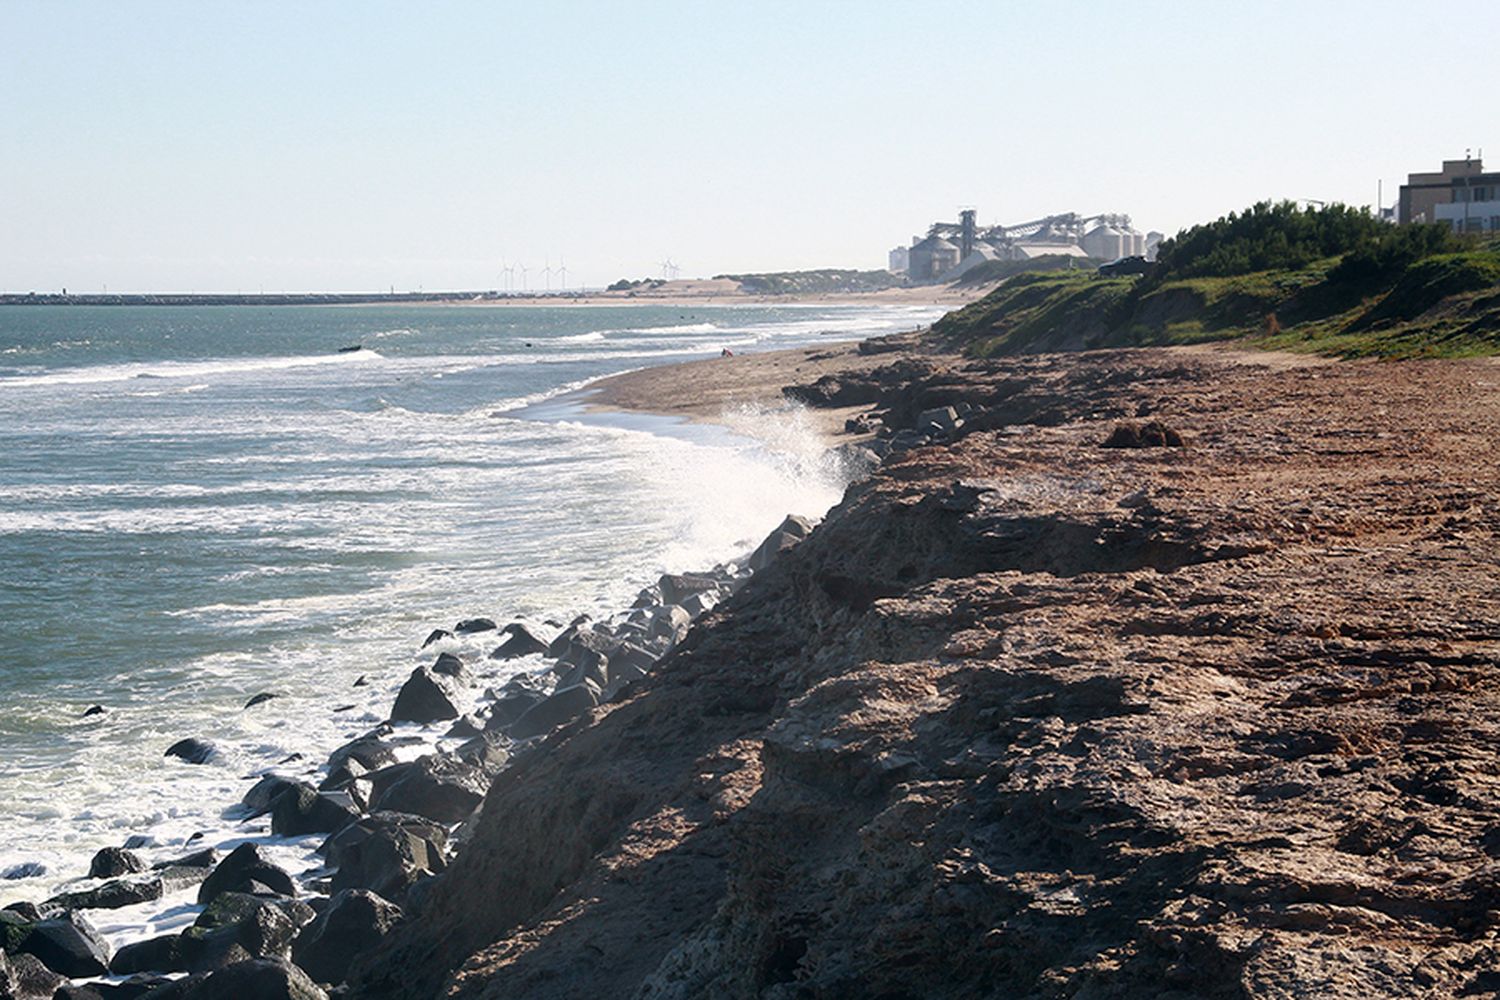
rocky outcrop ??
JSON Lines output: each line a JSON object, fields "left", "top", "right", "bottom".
{"left": 351, "top": 350, "right": 1500, "bottom": 999}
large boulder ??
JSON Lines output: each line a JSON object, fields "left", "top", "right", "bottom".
{"left": 164, "top": 739, "right": 217, "bottom": 765}
{"left": 44, "top": 876, "right": 163, "bottom": 913}
{"left": 241, "top": 775, "right": 302, "bottom": 817}
{"left": 507, "top": 681, "right": 600, "bottom": 740}
{"left": 197, "top": 844, "right": 296, "bottom": 905}
{"left": 747, "top": 514, "right": 816, "bottom": 572}
{"left": 179, "top": 893, "right": 313, "bottom": 971}
{"left": 8, "top": 910, "right": 111, "bottom": 977}
{"left": 656, "top": 573, "right": 719, "bottom": 605}
{"left": 109, "top": 933, "right": 186, "bottom": 975}
{"left": 0, "top": 950, "right": 66, "bottom": 1000}
{"left": 388, "top": 667, "right": 462, "bottom": 724}
{"left": 88, "top": 847, "right": 145, "bottom": 880}
{"left": 483, "top": 689, "right": 546, "bottom": 732}
{"left": 323, "top": 813, "right": 447, "bottom": 903}
{"left": 452, "top": 617, "right": 496, "bottom": 635}
{"left": 488, "top": 623, "right": 550, "bottom": 660}
{"left": 325, "top": 728, "right": 401, "bottom": 773}
{"left": 290, "top": 889, "right": 402, "bottom": 986}
{"left": 178, "top": 958, "right": 327, "bottom": 1000}
{"left": 269, "top": 784, "right": 360, "bottom": 837}
{"left": 370, "top": 754, "right": 488, "bottom": 825}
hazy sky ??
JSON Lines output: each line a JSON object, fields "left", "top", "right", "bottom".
{"left": 4, "top": 0, "right": 1497, "bottom": 293}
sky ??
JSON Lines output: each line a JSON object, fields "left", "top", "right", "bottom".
{"left": 3, "top": 0, "right": 1498, "bottom": 294}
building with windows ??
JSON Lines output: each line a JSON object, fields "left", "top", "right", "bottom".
{"left": 1398, "top": 157, "right": 1500, "bottom": 231}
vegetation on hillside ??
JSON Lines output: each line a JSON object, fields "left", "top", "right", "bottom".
{"left": 950, "top": 254, "right": 1101, "bottom": 287}
{"left": 933, "top": 201, "right": 1500, "bottom": 359}
{"left": 713, "top": 269, "right": 901, "bottom": 295}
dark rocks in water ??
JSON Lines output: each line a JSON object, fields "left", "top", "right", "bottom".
{"left": 388, "top": 667, "right": 462, "bottom": 724}
{"left": 323, "top": 812, "right": 448, "bottom": 903}
{"left": 269, "top": 783, "right": 361, "bottom": 837}
{"left": 420, "top": 628, "right": 451, "bottom": 648}
{"left": 81, "top": 705, "right": 106, "bottom": 718}
{"left": 452, "top": 617, "right": 496, "bottom": 635}
{"left": 164, "top": 739, "right": 218, "bottom": 765}
{"left": 181, "top": 892, "right": 313, "bottom": 970}
{"left": 656, "top": 573, "right": 720, "bottom": 605}
{"left": 326, "top": 729, "right": 397, "bottom": 772}
{"left": 176, "top": 957, "right": 327, "bottom": 1000}
{"left": 679, "top": 590, "right": 720, "bottom": 618}
{"left": 1, "top": 861, "right": 46, "bottom": 880}
{"left": 430, "top": 652, "right": 469, "bottom": 684}
{"left": 3, "top": 901, "right": 42, "bottom": 921}
{"left": 122, "top": 835, "right": 157, "bottom": 850}
{"left": 197, "top": 844, "right": 296, "bottom": 905}
{"left": 242, "top": 775, "right": 301, "bottom": 817}
{"left": 507, "top": 681, "right": 600, "bottom": 740}
{"left": 72, "top": 973, "right": 174, "bottom": 998}
{"left": 453, "top": 733, "right": 510, "bottom": 777}
{"left": 443, "top": 714, "right": 485, "bottom": 740}
{"left": 483, "top": 689, "right": 545, "bottom": 732}
{"left": 290, "top": 888, "right": 403, "bottom": 986}
{"left": 645, "top": 605, "right": 691, "bottom": 645}
{"left": 0, "top": 951, "right": 65, "bottom": 1000}
{"left": 370, "top": 754, "right": 488, "bottom": 824}
{"left": 630, "top": 583, "right": 663, "bottom": 608}
{"left": 44, "top": 876, "right": 163, "bottom": 913}
{"left": 8, "top": 909, "right": 112, "bottom": 977}
{"left": 488, "top": 623, "right": 549, "bottom": 660}
{"left": 89, "top": 847, "right": 145, "bottom": 879}
{"left": 318, "top": 756, "right": 368, "bottom": 793}
{"left": 109, "top": 933, "right": 185, "bottom": 975}
{"left": 1101, "top": 419, "right": 1184, "bottom": 448}
{"left": 352, "top": 675, "right": 369, "bottom": 687}
{"left": 244, "top": 692, "right": 280, "bottom": 709}
{"left": 747, "top": 514, "right": 817, "bottom": 572}
{"left": 153, "top": 848, "right": 219, "bottom": 871}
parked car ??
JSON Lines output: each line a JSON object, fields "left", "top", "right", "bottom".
{"left": 1098, "top": 255, "right": 1154, "bottom": 276}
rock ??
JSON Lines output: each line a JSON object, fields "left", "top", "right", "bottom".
{"left": 548, "top": 624, "right": 613, "bottom": 668}
{"left": 81, "top": 705, "right": 106, "bottom": 718}
{"left": 88, "top": 847, "right": 145, "bottom": 879}
{"left": 80, "top": 974, "right": 173, "bottom": 998}
{"left": 197, "top": 844, "right": 296, "bottom": 905}
{"left": 8, "top": 910, "right": 111, "bottom": 977}
{"left": 507, "top": 681, "right": 600, "bottom": 740}
{"left": 0, "top": 951, "right": 65, "bottom": 1000}
{"left": 0, "top": 863, "right": 44, "bottom": 881}
{"left": 917, "top": 405, "right": 959, "bottom": 435}
{"left": 153, "top": 848, "right": 219, "bottom": 871}
{"left": 483, "top": 690, "right": 545, "bottom": 732}
{"left": 177, "top": 958, "right": 327, "bottom": 1000}
{"left": 242, "top": 775, "right": 302, "bottom": 817}
{"left": 180, "top": 892, "right": 313, "bottom": 970}
{"left": 746, "top": 514, "right": 817, "bottom": 572}
{"left": 352, "top": 675, "right": 369, "bottom": 687}
{"left": 831, "top": 442, "right": 882, "bottom": 477}
{"left": 630, "top": 584, "right": 663, "bottom": 609}
{"left": 419, "top": 629, "right": 452, "bottom": 648}
{"left": 2, "top": 902, "right": 40, "bottom": 921}
{"left": 488, "top": 623, "right": 550, "bottom": 660}
{"left": 244, "top": 692, "right": 280, "bottom": 709}
{"left": 1101, "top": 419, "right": 1184, "bottom": 448}
{"left": 290, "top": 889, "right": 403, "bottom": 986}
{"left": 44, "top": 876, "right": 163, "bottom": 912}
{"left": 370, "top": 754, "right": 489, "bottom": 824}
{"left": 269, "top": 784, "right": 361, "bottom": 837}
{"left": 388, "top": 667, "right": 462, "bottom": 724}
{"left": 680, "top": 590, "right": 719, "bottom": 618}
{"left": 325, "top": 729, "right": 399, "bottom": 773}
{"left": 429, "top": 652, "right": 469, "bottom": 684}
{"left": 324, "top": 813, "right": 448, "bottom": 903}
{"left": 318, "top": 757, "right": 368, "bottom": 793}
{"left": 646, "top": 605, "right": 692, "bottom": 644}
{"left": 656, "top": 573, "right": 720, "bottom": 605}
{"left": 164, "top": 739, "right": 217, "bottom": 765}
{"left": 452, "top": 734, "right": 510, "bottom": 777}
{"left": 109, "top": 933, "right": 185, "bottom": 975}
{"left": 443, "top": 714, "right": 485, "bottom": 740}
{"left": 452, "top": 618, "right": 496, "bottom": 635}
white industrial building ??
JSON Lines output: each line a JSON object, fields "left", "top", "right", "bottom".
{"left": 891, "top": 209, "right": 1148, "bottom": 283}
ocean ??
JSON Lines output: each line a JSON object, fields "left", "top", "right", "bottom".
{"left": 0, "top": 300, "right": 944, "bottom": 943}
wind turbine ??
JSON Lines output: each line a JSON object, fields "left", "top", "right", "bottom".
{"left": 556, "top": 257, "right": 567, "bottom": 291}
{"left": 542, "top": 255, "right": 553, "bottom": 292}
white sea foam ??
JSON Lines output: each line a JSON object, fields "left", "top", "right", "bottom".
{"left": 0, "top": 349, "right": 383, "bottom": 389}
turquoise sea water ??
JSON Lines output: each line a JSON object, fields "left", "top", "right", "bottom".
{"left": 0, "top": 301, "right": 943, "bottom": 920}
